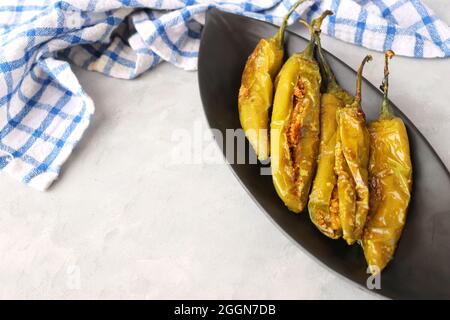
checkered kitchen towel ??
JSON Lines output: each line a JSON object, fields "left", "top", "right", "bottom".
{"left": 0, "top": 0, "right": 449, "bottom": 190}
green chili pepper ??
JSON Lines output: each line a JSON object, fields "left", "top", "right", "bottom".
{"left": 308, "top": 15, "right": 355, "bottom": 239}
{"left": 238, "top": 0, "right": 306, "bottom": 161}
{"left": 270, "top": 12, "right": 330, "bottom": 213}
{"left": 335, "top": 55, "right": 371, "bottom": 245}
{"left": 362, "top": 50, "right": 413, "bottom": 274}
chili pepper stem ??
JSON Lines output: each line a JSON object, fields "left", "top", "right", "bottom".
{"left": 312, "top": 10, "right": 333, "bottom": 31}
{"left": 275, "top": 0, "right": 306, "bottom": 46}
{"left": 299, "top": 21, "right": 315, "bottom": 59}
{"left": 380, "top": 50, "right": 395, "bottom": 120}
{"left": 299, "top": 10, "right": 333, "bottom": 59}
{"left": 310, "top": 10, "right": 338, "bottom": 91}
{"left": 354, "top": 55, "right": 373, "bottom": 106}
{"left": 314, "top": 31, "right": 341, "bottom": 92}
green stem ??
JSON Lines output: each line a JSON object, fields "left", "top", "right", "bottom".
{"left": 312, "top": 10, "right": 333, "bottom": 32}
{"left": 312, "top": 11, "right": 339, "bottom": 91}
{"left": 354, "top": 55, "right": 372, "bottom": 106}
{"left": 315, "top": 34, "right": 339, "bottom": 91}
{"left": 274, "top": 0, "right": 306, "bottom": 46}
{"left": 299, "top": 10, "right": 332, "bottom": 59}
{"left": 379, "top": 50, "right": 395, "bottom": 120}
{"left": 299, "top": 19, "right": 315, "bottom": 58}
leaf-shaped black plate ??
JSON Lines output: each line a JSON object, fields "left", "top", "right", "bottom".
{"left": 198, "top": 8, "right": 450, "bottom": 299}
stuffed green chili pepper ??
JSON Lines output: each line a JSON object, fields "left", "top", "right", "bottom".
{"left": 238, "top": 0, "right": 305, "bottom": 161}
{"left": 308, "top": 15, "right": 355, "bottom": 239}
{"left": 270, "top": 12, "right": 331, "bottom": 213}
{"left": 335, "top": 55, "right": 371, "bottom": 245}
{"left": 362, "top": 50, "right": 413, "bottom": 274}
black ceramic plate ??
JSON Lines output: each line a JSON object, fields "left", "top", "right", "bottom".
{"left": 198, "top": 8, "right": 450, "bottom": 299}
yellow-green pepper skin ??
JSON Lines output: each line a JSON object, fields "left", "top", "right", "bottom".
{"left": 271, "top": 19, "right": 322, "bottom": 213}
{"left": 238, "top": 0, "right": 305, "bottom": 161}
{"left": 238, "top": 38, "right": 282, "bottom": 160}
{"left": 308, "top": 92, "right": 347, "bottom": 237}
{"left": 362, "top": 51, "right": 413, "bottom": 274}
{"left": 335, "top": 55, "right": 372, "bottom": 245}
{"left": 335, "top": 106, "right": 370, "bottom": 245}
{"left": 308, "top": 26, "right": 354, "bottom": 239}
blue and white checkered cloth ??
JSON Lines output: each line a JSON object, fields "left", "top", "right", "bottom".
{"left": 0, "top": 0, "right": 449, "bottom": 190}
